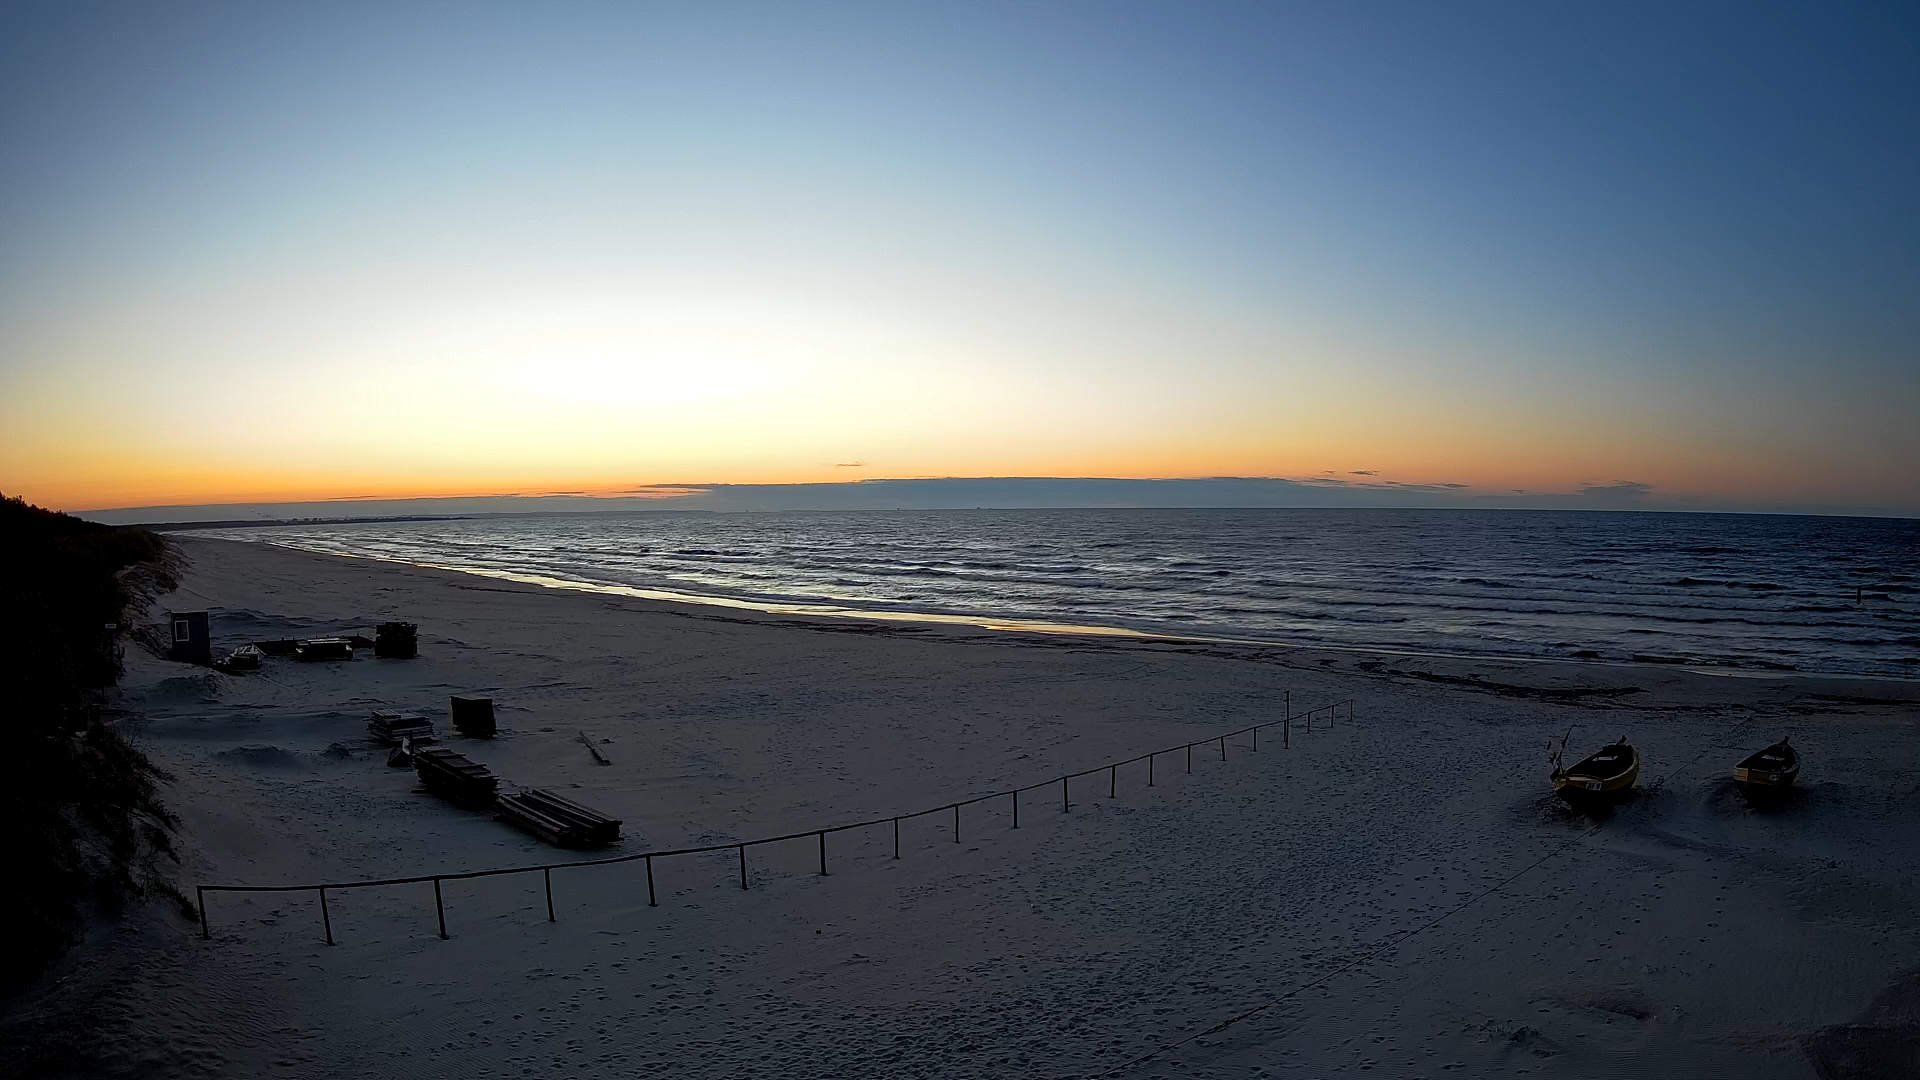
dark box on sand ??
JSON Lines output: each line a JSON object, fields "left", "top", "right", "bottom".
{"left": 451, "top": 695, "right": 495, "bottom": 738}
{"left": 374, "top": 621, "right": 418, "bottom": 659}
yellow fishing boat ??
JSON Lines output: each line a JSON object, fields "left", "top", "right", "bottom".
{"left": 1551, "top": 737, "right": 1640, "bottom": 807}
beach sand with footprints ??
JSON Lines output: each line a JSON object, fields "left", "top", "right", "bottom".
{"left": 6, "top": 536, "right": 1917, "bottom": 1079}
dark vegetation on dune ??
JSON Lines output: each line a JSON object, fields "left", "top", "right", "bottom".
{"left": 0, "top": 495, "right": 187, "bottom": 992}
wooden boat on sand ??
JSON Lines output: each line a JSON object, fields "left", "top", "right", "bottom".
{"left": 1733, "top": 737, "right": 1799, "bottom": 802}
{"left": 1552, "top": 737, "right": 1640, "bottom": 807}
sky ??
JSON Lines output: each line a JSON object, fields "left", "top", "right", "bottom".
{"left": 3, "top": 1, "right": 1917, "bottom": 516}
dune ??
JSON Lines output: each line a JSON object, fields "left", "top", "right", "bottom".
{"left": 4, "top": 535, "right": 1916, "bottom": 1079}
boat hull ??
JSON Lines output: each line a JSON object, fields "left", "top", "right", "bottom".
{"left": 1733, "top": 744, "right": 1799, "bottom": 804}
{"left": 1552, "top": 749, "right": 1640, "bottom": 808}
{"left": 1734, "top": 765, "right": 1798, "bottom": 803}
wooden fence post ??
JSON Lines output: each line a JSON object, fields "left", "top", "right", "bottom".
{"left": 319, "top": 887, "right": 333, "bottom": 945}
{"left": 433, "top": 878, "right": 448, "bottom": 940}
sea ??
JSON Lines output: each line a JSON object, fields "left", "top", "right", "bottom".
{"left": 197, "top": 509, "right": 1920, "bottom": 678}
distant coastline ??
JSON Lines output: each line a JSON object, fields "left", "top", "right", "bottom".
{"left": 139, "top": 515, "right": 473, "bottom": 532}
{"left": 73, "top": 476, "right": 1920, "bottom": 526}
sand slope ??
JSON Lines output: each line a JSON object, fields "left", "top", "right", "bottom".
{"left": 4, "top": 536, "right": 1917, "bottom": 1079}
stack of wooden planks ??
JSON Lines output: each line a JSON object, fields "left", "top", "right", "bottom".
{"left": 494, "top": 788, "right": 622, "bottom": 848}
{"left": 413, "top": 747, "right": 498, "bottom": 808}
{"left": 366, "top": 711, "right": 435, "bottom": 744}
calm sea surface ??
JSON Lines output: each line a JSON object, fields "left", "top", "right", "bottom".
{"left": 200, "top": 509, "right": 1920, "bottom": 677}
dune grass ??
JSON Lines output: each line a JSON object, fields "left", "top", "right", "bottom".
{"left": 0, "top": 495, "right": 186, "bottom": 992}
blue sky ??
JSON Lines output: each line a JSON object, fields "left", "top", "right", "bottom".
{"left": 3, "top": 1, "right": 1916, "bottom": 513}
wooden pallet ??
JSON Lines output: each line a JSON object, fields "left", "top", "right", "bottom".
{"left": 413, "top": 746, "right": 498, "bottom": 808}
{"left": 494, "top": 788, "right": 622, "bottom": 848}
{"left": 294, "top": 637, "right": 353, "bottom": 661}
{"left": 366, "top": 711, "right": 435, "bottom": 744}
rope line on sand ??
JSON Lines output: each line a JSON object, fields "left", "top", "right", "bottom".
{"left": 1088, "top": 714, "right": 1762, "bottom": 1078}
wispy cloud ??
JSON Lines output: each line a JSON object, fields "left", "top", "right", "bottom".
{"left": 1577, "top": 481, "right": 1652, "bottom": 500}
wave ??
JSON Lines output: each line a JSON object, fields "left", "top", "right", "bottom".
{"left": 200, "top": 507, "right": 1920, "bottom": 677}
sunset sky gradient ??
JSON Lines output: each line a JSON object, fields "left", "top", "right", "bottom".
{"left": 3, "top": 2, "right": 1916, "bottom": 515}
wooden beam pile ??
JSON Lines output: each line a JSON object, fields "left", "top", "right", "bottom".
{"left": 494, "top": 788, "right": 622, "bottom": 848}
{"left": 413, "top": 746, "right": 498, "bottom": 809}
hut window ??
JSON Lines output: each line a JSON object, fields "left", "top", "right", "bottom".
{"left": 174, "top": 620, "right": 190, "bottom": 641}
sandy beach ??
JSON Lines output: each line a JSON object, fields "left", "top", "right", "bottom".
{"left": 6, "top": 535, "right": 1918, "bottom": 1079}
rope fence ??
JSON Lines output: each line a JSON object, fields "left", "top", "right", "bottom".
{"left": 196, "top": 696, "right": 1355, "bottom": 945}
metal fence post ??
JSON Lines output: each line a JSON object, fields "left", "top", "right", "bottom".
{"left": 1220, "top": 735, "right": 1226, "bottom": 761}
{"left": 818, "top": 831, "right": 827, "bottom": 876}
{"left": 319, "top": 887, "right": 333, "bottom": 945}
{"left": 544, "top": 868, "right": 555, "bottom": 922}
{"left": 1149, "top": 753, "right": 1154, "bottom": 786}
{"left": 433, "top": 878, "right": 448, "bottom": 940}
{"left": 198, "top": 886, "right": 209, "bottom": 940}
{"left": 954, "top": 804, "right": 961, "bottom": 843}
{"left": 1110, "top": 764, "right": 1116, "bottom": 798}
{"left": 646, "top": 855, "right": 657, "bottom": 907}
{"left": 1062, "top": 776, "right": 1069, "bottom": 813}
{"left": 1012, "top": 790, "right": 1019, "bottom": 828}
{"left": 893, "top": 817, "right": 900, "bottom": 859}
{"left": 1284, "top": 690, "right": 1290, "bottom": 749}
{"left": 1187, "top": 744, "right": 1192, "bottom": 773}
{"left": 1253, "top": 725, "right": 1258, "bottom": 752}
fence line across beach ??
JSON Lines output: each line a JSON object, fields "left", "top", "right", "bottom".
{"left": 195, "top": 697, "right": 1356, "bottom": 945}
